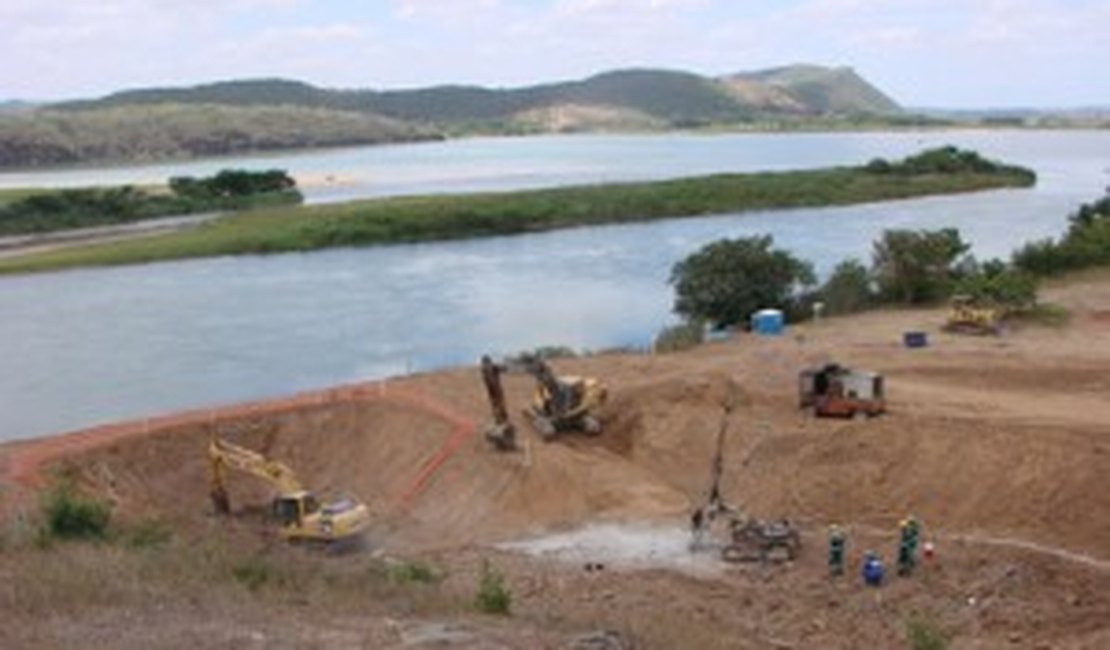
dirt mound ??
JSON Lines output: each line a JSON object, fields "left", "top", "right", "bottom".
{"left": 8, "top": 317, "right": 1107, "bottom": 561}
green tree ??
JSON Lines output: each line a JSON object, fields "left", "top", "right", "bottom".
{"left": 954, "top": 260, "right": 1038, "bottom": 312}
{"left": 819, "top": 258, "right": 873, "bottom": 315}
{"left": 872, "top": 228, "right": 970, "bottom": 304}
{"left": 1013, "top": 190, "right": 1110, "bottom": 275}
{"left": 670, "top": 235, "right": 815, "bottom": 327}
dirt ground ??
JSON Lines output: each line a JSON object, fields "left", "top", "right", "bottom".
{"left": 1, "top": 272, "right": 1107, "bottom": 649}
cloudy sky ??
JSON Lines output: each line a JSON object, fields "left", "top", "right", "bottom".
{"left": 2, "top": 0, "right": 1107, "bottom": 108}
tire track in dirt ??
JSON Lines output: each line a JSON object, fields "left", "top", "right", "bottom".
{"left": 851, "top": 523, "right": 1110, "bottom": 572}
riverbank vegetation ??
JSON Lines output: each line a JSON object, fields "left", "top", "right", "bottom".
{"left": 663, "top": 188, "right": 1110, "bottom": 344}
{"left": 0, "top": 147, "right": 1034, "bottom": 274}
{"left": 1013, "top": 191, "right": 1110, "bottom": 275}
{"left": 0, "top": 169, "right": 302, "bottom": 236}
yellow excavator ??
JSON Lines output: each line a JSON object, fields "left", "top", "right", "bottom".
{"left": 208, "top": 436, "right": 370, "bottom": 543}
{"left": 481, "top": 353, "right": 608, "bottom": 450}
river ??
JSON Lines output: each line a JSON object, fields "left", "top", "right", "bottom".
{"left": 0, "top": 130, "right": 1106, "bottom": 441}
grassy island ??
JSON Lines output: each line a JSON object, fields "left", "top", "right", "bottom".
{"left": 0, "top": 147, "right": 1035, "bottom": 275}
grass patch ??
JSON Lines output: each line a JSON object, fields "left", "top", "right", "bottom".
{"left": 1012, "top": 302, "right": 1072, "bottom": 328}
{"left": 905, "top": 615, "right": 950, "bottom": 650}
{"left": 39, "top": 481, "right": 112, "bottom": 542}
{"left": 474, "top": 559, "right": 512, "bottom": 615}
{"left": 0, "top": 187, "right": 50, "bottom": 205}
{"left": 386, "top": 559, "right": 441, "bottom": 585}
{"left": 232, "top": 554, "right": 277, "bottom": 592}
{"left": 0, "top": 158, "right": 1034, "bottom": 275}
{"left": 119, "top": 518, "right": 174, "bottom": 549}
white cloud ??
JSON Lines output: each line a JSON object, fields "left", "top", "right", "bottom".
{"left": 394, "top": 0, "right": 503, "bottom": 20}
{"left": 0, "top": 0, "right": 1107, "bottom": 105}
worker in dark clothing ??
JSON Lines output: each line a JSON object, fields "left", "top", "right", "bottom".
{"left": 828, "top": 524, "right": 846, "bottom": 576}
{"left": 897, "top": 515, "right": 920, "bottom": 576}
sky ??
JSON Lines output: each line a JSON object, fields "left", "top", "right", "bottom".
{"left": 1, "top": 0, "right": 1108, "bottom": 108}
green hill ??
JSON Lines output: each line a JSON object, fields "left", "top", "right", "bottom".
{"left": 58, "top": 66, "right": 901, "bottom": 123}
{"left": 2, "top": 65, "right": 907, "bottom": 168}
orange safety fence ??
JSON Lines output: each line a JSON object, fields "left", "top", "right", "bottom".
{"left": 0, "top": 379, "right": 477, "bottom": 516}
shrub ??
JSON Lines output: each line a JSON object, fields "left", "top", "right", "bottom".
{"left": 387, "top": 560, "right": 440, "bottom": 584}
{"left": 1013, "top": 191, "right": 1110, "bottom": 276}
{"left": 818, "top": 258, "right": 874, "bottom": 315}
{"left": 953, "top": 263, "right": 1038, "bottom": 313}
{"left": 232, "top": 555, "right": 274, "bottom": 592}
{"left": 40, "top": 482, "right": 112, "bottom": 541}
{"left": 474, "top": 560, "right": 512, "bottom": 615}
{"left": 530, "top": 346, "right": 577, "bottom": 360}
{"left": 653, "top": 320, "right": 705, "bottom": 353}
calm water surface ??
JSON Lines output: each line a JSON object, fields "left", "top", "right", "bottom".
{"left": 1, "top": 131, "right": 1107, "bottom": 440}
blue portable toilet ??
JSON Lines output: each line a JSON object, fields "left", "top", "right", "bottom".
{"left": 751, "top": 309, "right": 784, "bottom": 336}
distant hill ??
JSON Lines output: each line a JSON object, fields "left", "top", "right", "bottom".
{"left": 59, "top": 65, "right": 902, "bottom": 125}
{"left": 0, "top": 104, "right": 441, "bottom": 169}
{"left": 723, "top": 64, "right": 901, "bottom": 115}
{"left": 3, "top": 65, "right": 906, "bottom": 168}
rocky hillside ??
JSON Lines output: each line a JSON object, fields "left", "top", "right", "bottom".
{"left": 721, "top": 64, "right": 901, "bottom": 115}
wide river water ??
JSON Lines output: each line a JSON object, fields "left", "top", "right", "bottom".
{"left": 0, "top": 131, "right": 1107, "bottom": 441}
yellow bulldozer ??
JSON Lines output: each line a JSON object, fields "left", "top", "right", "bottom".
{"left": 944, "top": 294, "right": 1003, "bottom": 335}
{"left": 208, "top": 436, "right": 370, "bottom": 544}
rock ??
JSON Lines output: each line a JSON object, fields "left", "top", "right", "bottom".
{"left": 569, "top": 629, "right": 632, "bottom": 650}
{"left": 397, "top": 621, "right": 476, "bottom": 647}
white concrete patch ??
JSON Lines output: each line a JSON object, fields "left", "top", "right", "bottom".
{"left": 497, "top": 522, "right": 727, "bottom": 576}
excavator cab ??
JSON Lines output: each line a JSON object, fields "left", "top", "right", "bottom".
{"left": 272, "top": 492, "right": 319, "bottom": 528}
{"left": 529, "top": 374, "right": 606, "bottom": 437}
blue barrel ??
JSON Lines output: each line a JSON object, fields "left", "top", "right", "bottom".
{"left": 862, "top": 558, "right": 885, "bottom": 586}
{"left": 903, "top": 331, "right": 928, "bottom": 348}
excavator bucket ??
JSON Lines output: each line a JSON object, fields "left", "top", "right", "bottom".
{"left": 210, "top": 486, "right": 231, "bottom": 516}
{"left": 485, "top": 422, "right": 517, "bottom": 451}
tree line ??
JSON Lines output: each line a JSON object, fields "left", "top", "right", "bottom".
{"left": 665, "top": 186, "right": 1110, "bottom": 340}
{"left": 0, "top": 169, "right": 302, "bottom": 236}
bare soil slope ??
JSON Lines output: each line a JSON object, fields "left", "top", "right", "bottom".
{"left": 1, "top": 273, "right": 1108, "bottom": 649}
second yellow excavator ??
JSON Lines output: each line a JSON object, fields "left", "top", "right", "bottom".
{"left": 208, "top": 436, "right": 370, "bottom": 543}
{"left": 481, "top": 353, "right": 608, "bottom": 450}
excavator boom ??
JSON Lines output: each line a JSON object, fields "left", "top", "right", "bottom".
{"left": 481, "top": 355, "right": 517, "bottom": 450}
{"left": 209, "top": 438, "right": 305, "bottom": 494}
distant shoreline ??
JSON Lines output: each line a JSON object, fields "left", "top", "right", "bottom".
{"left": 0, "top": 155, "right": 1035, "bottom": 276}
{"left": 1, "top": 122, "right": 1104, "bottom": 175}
